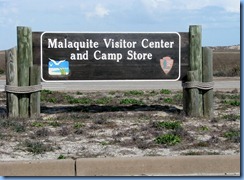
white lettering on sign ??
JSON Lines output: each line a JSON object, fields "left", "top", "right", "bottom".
{"left": 48, "top": 38, "right": 99, "bottom": 51}
{"left": 45, "top": 34, "right": 178, "bottom": 63}
{"left": 94, "top": 50, "right": 123, "bottom": 62}
{"left": 141, "top": 39, "right": 174, "bottom": 48}
{"left": 104, "top": 39, "right": 137, "bottom": 48}
{"left": 70, "top": 50, "right": 89, "bottom": 60}
{"left": 127, "top": 50, "right": 152, "bottom": 60}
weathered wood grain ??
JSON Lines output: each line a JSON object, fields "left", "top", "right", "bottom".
{"left": 202, "top": 47, "right": 213, "bottom": 118}
{"left": 5, "top": 47, "right": 19, "bottom": 117}
{"left": 30, "top": 65, "right": 40, "bottom": 117}
{"left": 17, "top": 26, "right": 33, "bottom": 117}
{"left": 183, "top": 70, "right": 199, "bottom": 116}
{"left": 189, "top": 25, "right": 203, "bottom": 116}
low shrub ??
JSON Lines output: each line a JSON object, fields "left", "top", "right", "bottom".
{"left": 120, "top": 98, "right": 144, "bottom": 105}
{"left": 23, "top": 140, "right": 53, "bottom": 154}
{"left": 155, "top": 134, "right": 181, "bottom": 145}
{"left": 155, "top": 121, "right": 181, "bottom": 130}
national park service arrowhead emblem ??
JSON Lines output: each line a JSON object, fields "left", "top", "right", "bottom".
{"left": 160, "top": 56, "right": 174, "bottom": 75}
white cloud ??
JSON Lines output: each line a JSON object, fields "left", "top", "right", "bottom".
{"left": 141, "top": 0, "right": 240, "bottom": 13}
{"left": 86, "top": 4, "right": 109, "bottom": 18}
{"left": 219, "top": 0, "right": 240, "bottom": 13}
{"left": 184, "top": 0, "right": 240, "bottom": 13}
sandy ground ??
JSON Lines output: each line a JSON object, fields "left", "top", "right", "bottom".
{"left": 0, "top": 88, "right": 240, "bottom": 161}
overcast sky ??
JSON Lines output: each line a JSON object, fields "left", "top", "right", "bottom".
{"left": 0, "top": 0, "right": 241, "bottom": 50}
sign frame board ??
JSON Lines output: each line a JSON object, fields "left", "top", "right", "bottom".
{"left": 40, "top": 32, "right": 181, "bottom": 82}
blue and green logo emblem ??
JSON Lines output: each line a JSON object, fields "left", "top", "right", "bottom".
{"left": 48, "top": 58, "right": 69, "bottom": 75}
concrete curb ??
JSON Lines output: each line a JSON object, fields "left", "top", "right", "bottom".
{"left": 0, "top": 155, "right": 240, "bottom": 176}
{"left": 76, "top": 155, "right": 240, "bottom": 176}
{"left": 0, "top": 159, "right": 75, "bottom": 176}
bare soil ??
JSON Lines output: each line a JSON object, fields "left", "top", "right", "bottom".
{"left": 0, "top": 89, "right": 240, "bottom": 161}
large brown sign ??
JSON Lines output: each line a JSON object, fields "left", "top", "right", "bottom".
{"left": 36, "top": 32, "right": 189, "bottom": 82}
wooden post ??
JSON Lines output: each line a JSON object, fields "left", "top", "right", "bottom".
{"left": 5, "top": 47, "right": 19, "bottom": 117}
{"left": 183, "top": 25, "right": 203, "bottom": 117}
{"left": 202, "top": 47, "right": 214, "bottom": 118}
{"left": 17, "top": 26, "right": 33, "bottom": 117}
{"left": 30, "top": 65, "right": 41, "bottom": 117}
{"left": 183, "top": 70, "right": 199, "bottom": 116}
{"left": 189, "top": 25, "right": 202, "bottom": 116}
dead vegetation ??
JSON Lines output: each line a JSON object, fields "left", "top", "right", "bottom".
{"left": 213, "top": 52, "right": 240, "bottom": 76}
{"left": 0, "top": 88, "right": 240, "bottom": 161}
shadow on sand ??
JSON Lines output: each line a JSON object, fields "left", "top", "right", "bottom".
{"left": 41, "top": 104, "right": 182, "bottom": 115}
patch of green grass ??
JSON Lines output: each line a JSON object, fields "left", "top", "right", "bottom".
{"left": 41, "top": 90, "right": 55, "bottom": 102}
{"left": 100, "top": 141, "right": 109, "bottom": 146}
{"left": 95, "top": 97, "right": 112, "bottom": 104}
{"left": 215, "top": 92, "right": 239, "bottom": 101}
{"left": 41, "top": 89, "right": 53, "bottom": 95}
{"left": 46, "top": 117, "right": 56, "bottom": 121}
{"left": 49, "top": 121, "right": 61, "bottom": 127}
{"left": 164, "top": 98, "right": 173, "bottom": 104}
{"left": 160, "top": 89, "right": 171, "bottom": 94}
{"left": 76, "top": 97, "right": 93, "bottom": 104}
{"left": 45, "top": 97, "right": 58, "bottom": 103}
{"left": 198, "top": 126, "right": 209, "bottom": 131}
{"left": 222, "top": 114, "right": 240, "bottom": 121}
{"left": 172, "top": 93, "right": 183, "bottom": 104}
{"left": 32, "top": 122, "right": 44, "bottom": 127}
{"left": 65, "top": 95, "right": 93, "bottom": 104}
{"left": 155, "top": 134, "right": 181, "bottom": 145}
{"left": 57, "top": 154, "right": 66, "bottom": 159}
{"left": 229, "top": 100, "right": 240, "bottom": 106}
{"left": 224, "top": 129, "right": 240, "bottom": 143}
{"left": 23, "top": 140, "right": 53, "bottom": 154}
{"left": 223, "top": 100, "right": 240, "bottom": 106}
{"left": 73, "top": 122, "right": 84, "bottom": 129}
{"left": 227, "top": 94, "right": 240, "bottom": 100}
{"left": 65, "top": 96, "right": 78, "bottom": 104}
{"left": 65, "top": 95, "right": 78, "bottom": 104}
{"left": 149, "top": 90, "right": 158, "bottom": 96}
{"left": 108, "top": 91, "right": 117, "bottom": 95}
{"left": 41, "top": 90, "right": 70, "bottom": 104}
{"left": 124, "top": 90, "right": 144, "bottom": 96}
{"left": 155, "top": 121, "right": 181, "bottom": 130}
{"left": 120, "top": 98, "right": 144, "bottom": 105}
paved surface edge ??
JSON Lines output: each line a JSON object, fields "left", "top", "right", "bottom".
{"left": 0, "top": 155, "right": 240, "bottom": 176}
